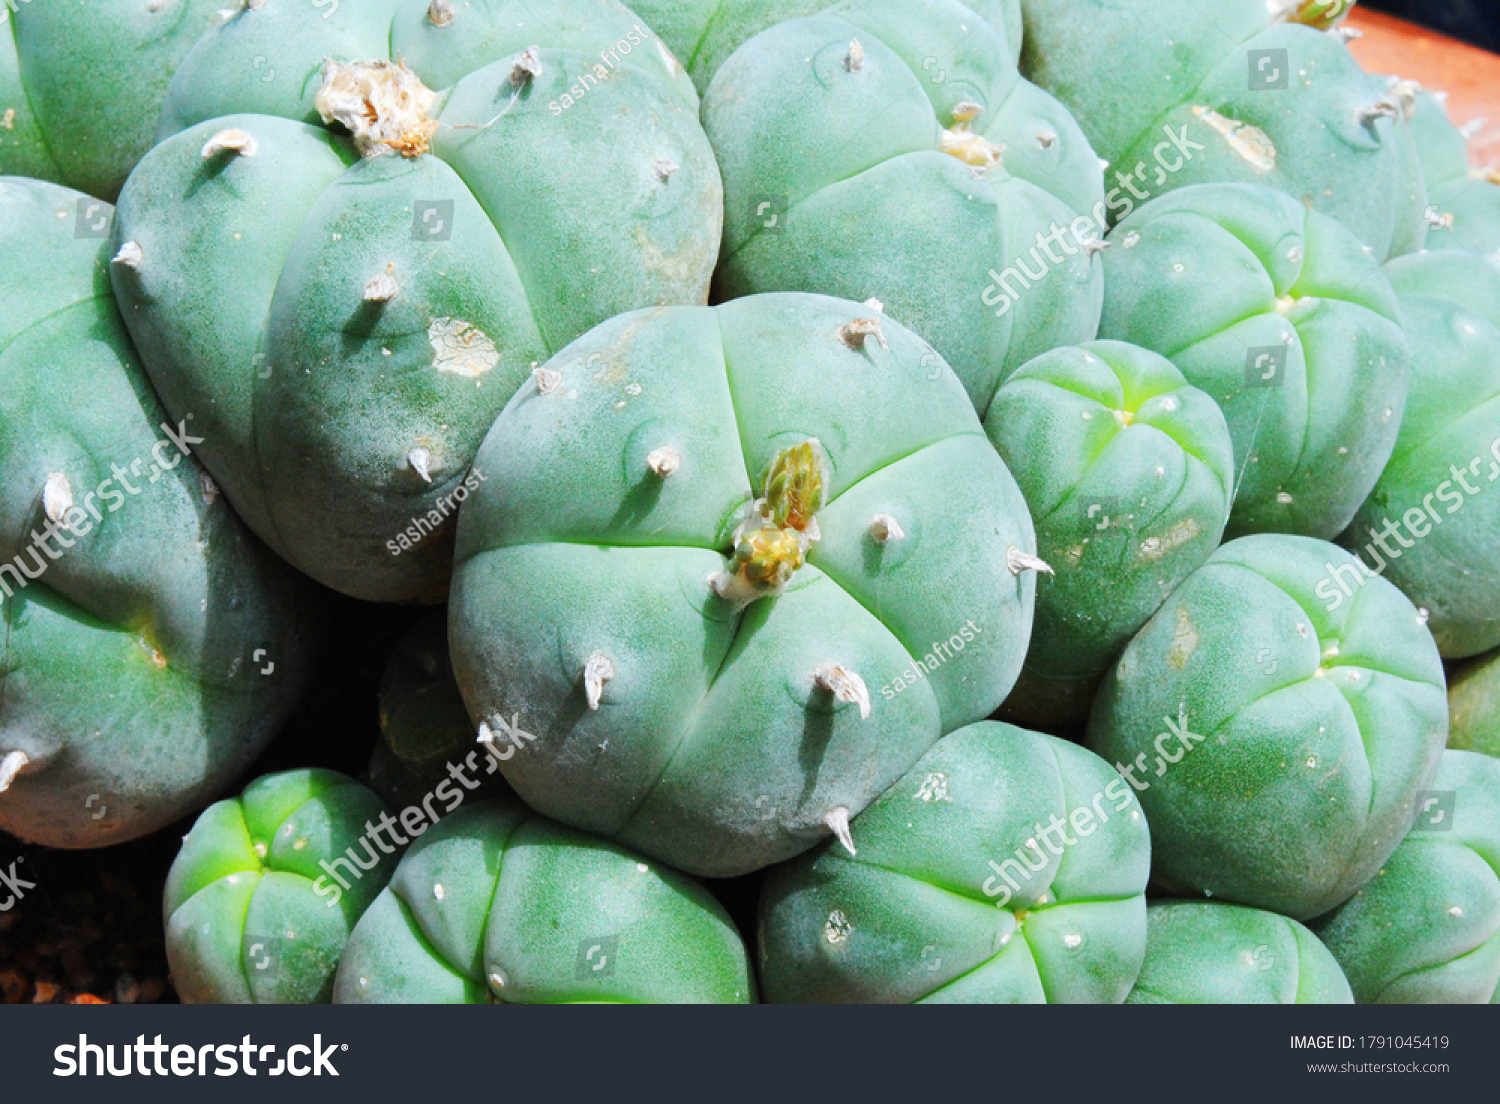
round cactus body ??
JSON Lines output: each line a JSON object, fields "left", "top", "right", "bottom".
{"left": 164, "top": 770, "right": 400, "bottom": 1004}
{"left": 1406, "top": 86, "right": 1500, "bottom": 264}
{"left": 1087, "top": 534, "right": 1449, "bottom": 921}
{"left": 1100, "top": 184, "right": 1411, "bottom": 540}
{"left": 0, "top": 0, "right": 224, "bottom": 200}
{"left": 1126, "top": 901, "right": 1352, "bottom": 1004}
{"left": 0, "top": 176, "right": 320, "bottom": 850}
{"left": 334, "top": 797, "right": 754, "bottom": 1004}
{"left": 1351, "top": 249, "right": 1500, "bottom": 659}
{"left": 448, "top": 293, "right": 1041, "bottom": 878}
{"left": 1018, "top": 0, "right": 1427, "bottom": 262}
{"left": 1449, "top": 650, "right": 1500, "bottom": 760}
{"left": 112, "top": 11, "right": 723, "bottom": 604}
{"left": 1314, "top": 750, "right": 1500, "bottom": 1003}
{"left": 702, "top": 0, "right": 1106, "bottom": 417}
{"left": 757, "top": 721, "right": 1151, "bottom": 1003}
{"left": 625, "top": 0, "right": 1023, "bottom": 93}
{"left": 985, "top": 341, "right": 1234, "bottom": 724}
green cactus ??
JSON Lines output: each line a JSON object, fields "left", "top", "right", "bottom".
{"left": 0, "top": 0, "right": 224, "bottom": 200}
{"left": 1314, "top": 750, "right": 1500, "bottom": 1003}
{"left": 1100, "top": 184, "right": 1411, "bottom": 540}
{"left": 111, "top": 5, "right": 722, "bottom": 604}
{"left": 1404, "top": 84, "right": 1500, "bottom": 264}
{"left": 448, "top": 293, "right": 1041, "bottom": 877}
{"left": 1018, "top": 0, "right": 1427, "bottom": 262}
{"left": 985, "top": 341, "right": 1234, "bottom": 724}
{"left": 702, "top": 0, "right": 1106, "bottom": 416}
{"left": 164, "top": 769, "right": 401, "bottom": 1004}
{"left": 757, "top": 721, "right": 1150, "bottom": 1003}
{"left": 1126, "top": 901, "right": 1353, "bottom": 1004}
{"left": 1349, "top": 249, "right": 1500, "bottom": 658}
{"left": 0, "top": 176, "right": 320, "bottom": 850}
{"left": 624, "top": 0, "right": 1023, "bottom": 93}
{"left": 334, "top": 797, "right": 754, "bottom": 1003}
{"left": 1449, "top": 650, "right": 1500, "bottom": 760}
{"left": 1087, "top": 534, "right": 1448, "bottom": 921}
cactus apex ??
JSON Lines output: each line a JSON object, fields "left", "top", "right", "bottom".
{"left": 647, "top": 446, "right": 681, "bottom": 478}
{"left": 112, "top": 240, "right": 143, "bottom": 268}
{"left": 844, "top": 39, "right": 865, "bottom": 73}
{"left": 838, "top": 316, "right": 887, "bottom": 350}
{"left": 814, "top": 664, "right": 871, "bottom": 720}
{"left": 584, "top": 652, "right": 614, "bottom": 710}
{"left": 764, "top": 439, "right": 828, "bottom": 533}
{"left": 0, "top": 750, "right": 29, "bottom": 793}
{"left": 1007, "top": 546, "right": 1055, "bottom": 576}
{"left": 316, "top": 59, "right": 438, "bottom": 158}
{"left": 428, "top": 0, "right": 454, "bottom": 27}
{"left": 824, "top": 806, "right": 858, "bottom": 855}
{"left": 869, "top": 513, "right": 905, "bottom": 543}
{"left": 201, "top": 128, "right": 257, "bottom": 160}
{"left": 1277, "top": 0, "right": 1356, "bottom": 31}
{"left": 43, "top": 471, "right": 73, "bottom": 523}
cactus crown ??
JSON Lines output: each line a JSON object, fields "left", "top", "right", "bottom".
{"left": 1278, "top": 0, "right": 1356, "bottom": 30}
{"left": 315, "top": 59, "right": 438, "bottom": 158}
{"left": 712, "top": 439, "right": 829, "bottom": 608}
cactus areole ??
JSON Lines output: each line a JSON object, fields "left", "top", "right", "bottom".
{"left": 448, "top": 293, "right": 1041, "bottom": 877}
{"left": 112, "top": 25, "right": 722, "bottom": 604}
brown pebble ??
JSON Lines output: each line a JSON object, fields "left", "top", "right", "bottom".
{"left": 0, "top": 965, "right": 31, "bottom": 1004}
{"left": 32, "top": 981, "right": 60, "bottom": 1004}
{"left": 138, "top": 977, "right": 166, "bottom": 1004}
{"left": 68, "top": 993, "right": 109, "bottom": 1005}
{"left": 115, "top": 975, "right": 140, "bottom": 1004}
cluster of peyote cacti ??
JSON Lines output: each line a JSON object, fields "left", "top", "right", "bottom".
{"left": 3, "top": 0, "right": 1500, "bottom": 1014}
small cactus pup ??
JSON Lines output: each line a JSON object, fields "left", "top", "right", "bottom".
{"left": 703, "top": 0, "right": 1106, "bottom": 416}
{"left": 112, "top": 16, "right": 723, "bottom": 604}
{"left": 1018, "top": 0, "right": 1427, "bottom": 261}
{"left": 985, "top": 341, "right": 1234, "bottom": 724}
{"left": 449, "top": 293, "right": 1041, "bottom": 877}
{"left": 1403, "top": 83, "right": 1500, "bottom": 265}
{"left": 0, "top": 177, "right": 320, "bottom": 850}
{"left": 0, "top": 0, "right": 224, "bottom": 200}
{"left": 1314, "top": 750, "right": 1500, "bottom": 1003}
{"left": 758, "top": 721, "right": 1150, "bottom": 1003}
{"left": 1348, "top": 249, "right": 1500, "bottom": 658}
{"left": 164, "top": 770, "right": 401, "bottom": 1004}
{"left": 1100, "top": 183, "right": 1411, "bottom": 540}
{"left": 335, "top": 797, "right": 754, "bottom": 1003}
{"left": 156, "top": 0, "right": 696, "bottom": 140}
{"left": 1087, "top": 534, "right": 1449, "bottom": 922}
{"left": 624, "top": 0, "right": 1024, "bottom": 93}
{"left": 366, "top": 611, "right": 507, "bottom": 808}
{"left": 1126, "top": 902, "right": 1352, "bottom": 1004}
{"left": 1449, "top": 650, "right": 1500, "bottom": 759}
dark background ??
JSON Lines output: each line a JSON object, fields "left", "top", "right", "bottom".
{"left": 1367, "top": 0, "right": 1500, "bottom": 52}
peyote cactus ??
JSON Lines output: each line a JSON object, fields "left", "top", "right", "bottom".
{"left": 0, "top": 177, "right": 320, "bottom": 850}
{"left": 448, "top": 293, "right": 1042, "bottom": 878}
{"left": 1350, "top": 249, "right": 1500, "bottom": 657}
{"left": 1100, "top": 184, "right": 1411, "bottom": 540}
{"left": 985, "top": 341, "right": 1234, "bottom": 724}
{"left": 0, "top": 0, "right": 224, "bottom": 200}
{"left": 1449, "top": 650, "right": 1500, "bottom": 760}
{"left": 164, "top": 770, "right": 400, "bottom": 1004}
{"left": 1087, "top": 534, "right": 1448, "bottom": 921}
{"left": 1405, "top": 84, "right": 1500, "bottom": 265}
{"left": 625, "top": 0, "right": 1023, "bottom": 93}
{"left": 1314, "top": 750, "right": 1500, "bottom": 1003}
{"left": 702, "top": 0, "right": 1106, "bottom": 416}
{"left": 1018, "top": 0, "right": 1428, "bottom": 262}
{"left": 334, "top": 798, "right": 754, "bottom": 1003}
{"left": 757, "top": 721, "right": 1151, "bottom": 1003}
{"left": 1126, "top": 901, "right": 1352, "bottom": 1004}
{"left": 111, "top": 1, "right": 723, "bottom": 603}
